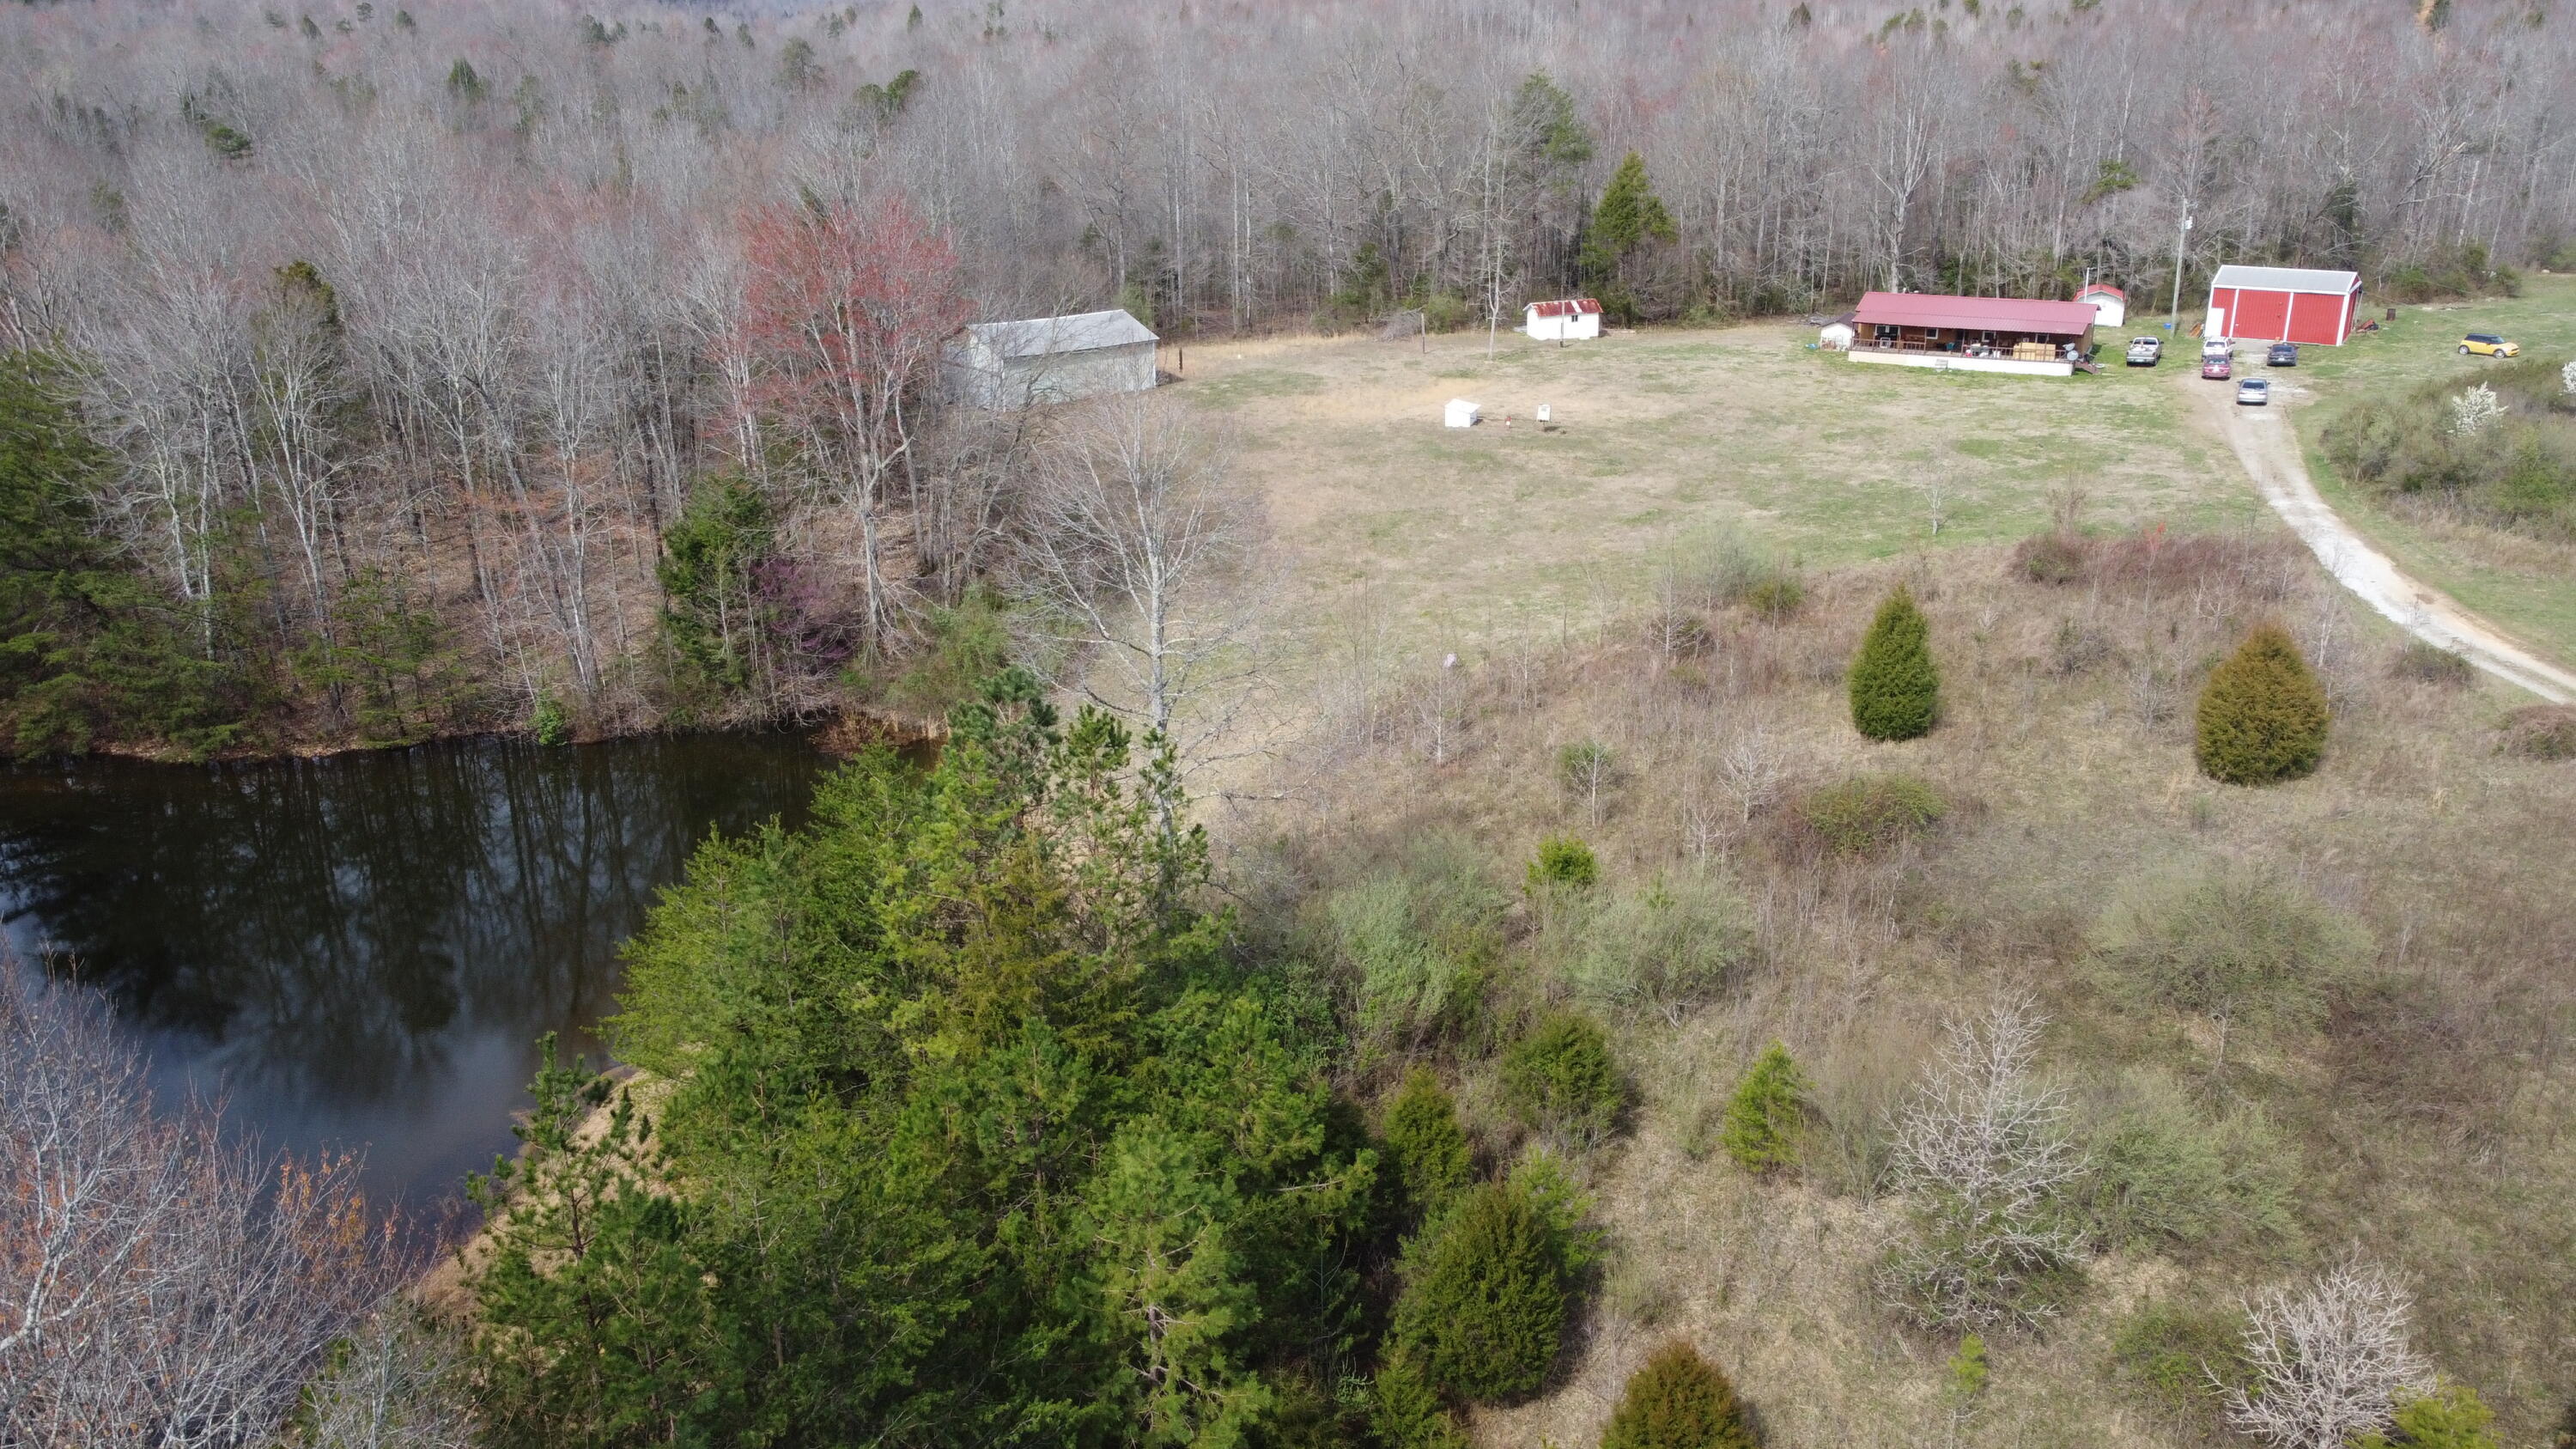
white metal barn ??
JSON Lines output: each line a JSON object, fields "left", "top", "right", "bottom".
{"left": 943, "top": 308, "right": 1158, "bottom": 408}
{"left": 1522, "top": 297, "right": 1603, "bottom": 341}
{"left": 2075, "top": 283, "right": 2127, "bottom": 329}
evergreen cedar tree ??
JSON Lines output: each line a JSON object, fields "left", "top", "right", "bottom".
{"left": 1369, "top": 1351, "right": 1469, "bottom": 1449}
{"left": 0, "top": 352, "right": 237, "bottom": 756}
{"left": 1720, "top": 1041, "right": 1809, "bottom": 1174}
{"left": 1382, "top": 1068, "right": 1474, "bottom": 1225}
{"left": 1390, "top": 1180, "right": 1569, "bottom": 1402}
{"left": 466, "top": 671, "right": 1386, "bottom": 1447}
{"left": 1500, "top": 1011, "right": 1624, "bottom": 1145}
{"left": 2195, "top": 624, "right": 2330, "bottom": 784}
{"left": 1583, "top": 151, "right": 1676, "bottom": 322}
{"left": 1600, "top": 1341, "right": 1759, "bottom": 1449}
{"left": 1849, "top": 585, "right": 1941, "bottom": 741}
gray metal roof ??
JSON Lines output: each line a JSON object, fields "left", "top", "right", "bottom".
{"left": 2209, "top": 265, "right": 2360, "bottom": 295}
{"left": 964, "top": 308, "right": 1157, "bottom": 359}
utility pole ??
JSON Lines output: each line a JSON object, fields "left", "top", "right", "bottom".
{"left": 2168, "top": 201, "right": 2194, "bottom": 334}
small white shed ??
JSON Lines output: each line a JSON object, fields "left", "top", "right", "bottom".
{"left": 1443, "top": 399, "right": 1481, "bottom": 428}
{"left": 1818, "top": 309, "right": 1857, "bottom": 350}
{"left": 2075, "top": 283, "right": 2128, "bottom": 329}
{"left": 942, "top": 308, "right": 1157, "bottom": 408}
{"left": 1522, "top": 298, "right": 1603, "bottom": 341}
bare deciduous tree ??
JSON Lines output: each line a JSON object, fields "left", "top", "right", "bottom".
{"left": 0, "top": 969, "right": 411, "bottom": 1449}
{"left": 1021, "top": 396, "right": 1268, "bottom": 773}
{"left": 2221, "top": 1258, "right": 2432, "bottom": 1449}
{"left": 1880, "top": 996, "right": 2090, "bottom": 1332}
{"left": 295, "top": 1300, "right": 478, "bottom": 1449}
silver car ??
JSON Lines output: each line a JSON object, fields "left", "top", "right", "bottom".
{"left": 2235, "top": 377, "right": 2270, "bottom": 406}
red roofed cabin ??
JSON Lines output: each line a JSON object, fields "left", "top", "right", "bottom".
{"left": 1523, "top": 297, "right": 1603, "bottom": 341}
{"left": 1847, "top": 292, "right": 2099, "bottom": 376}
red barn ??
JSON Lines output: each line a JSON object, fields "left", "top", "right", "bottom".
{"left": 2205, "top": 265, "right": 2362, "bottom": 346}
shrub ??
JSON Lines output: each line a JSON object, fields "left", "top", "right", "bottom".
{"left": 1741, "top": 573, "right": 1805, "bottom": 622}
{"left": 1599, "top": 1341, "right": 1758, "bottom": 1449}
{"left": 2500, "top": 703, "right": 2576, "bottom": 759}
{"left": 2389, "top": 639, "right": 2476, "bottom": 688}
{"left": 2014, "top": 529, "right": 2089, "bottom": 586}
{"left": 1720, "top": 1041, "right": 1809, "bottom": 1174}
{"left": 1848, "top": 584, "right": 1940, "bottom": 740}
{"left": 1382, "top": 1069, "right": 1474, "bottom": 1226}
{"left": 2196, "top": 624, "right": 2330, "bottom": 785}
{"left": 1566, "top": 875, "right": 1756, "bottom": 1026}
{"left": 2095, "top": 867, "right": 2364, "bottom": 1047}
{"left": 2111, "top": 1301, "right": 2252, "bottom": 1422}
{"left": 2357, "top": 1384, "right": 2502, "bottom": 1449}
{"left": 1389, "top": 1180, "right": 1569, "bottom": 1403}
{"left": 1528, "top": 834, "right": 1601, "bottom": 891}
{"left": 532, "top": 692, "right": 570, "bottom": 746}
{"left": 2076, "top": 1068, "right": 2297, "bottom": 1255}
{"left": 1559, "top": 740, "right": 1619, "bottom": 821}
{"left": 891, "top": 589, "right": 1013, "bottom": 715}
{"left": 1499, "top": 1013, "right": 1625, "bottom": 1148}
{"left": 1796, "top": 774, "right": 1945, "bottom": 855}
{"left": 1327, "top": 835, "right": 1510, "bottom": 1056}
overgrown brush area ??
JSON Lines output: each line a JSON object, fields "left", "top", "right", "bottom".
{"left": 1243, "top": 517, "right": 2574, "bottom": 1449}
{"left": 2322, "top": 352, "right": 2576, "bottom": 539}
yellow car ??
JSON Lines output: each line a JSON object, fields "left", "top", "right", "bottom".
{"left": 2458, "top": 332, "right": 2520, "bottom": 357}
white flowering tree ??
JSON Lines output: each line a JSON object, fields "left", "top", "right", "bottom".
{"left": 2560, "top": 357, "right": 2575, "bottom": 395}
{"left": 2448, "top": 383, "right": 2503, "bottom": 435}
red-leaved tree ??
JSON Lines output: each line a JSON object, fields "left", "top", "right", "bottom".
{"left": 728, "top": 195, "right": 967, "bottom": 659}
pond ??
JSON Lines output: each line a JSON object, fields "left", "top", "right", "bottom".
{"left": 0, "top": 734, "right": 831, "bottom": 1208}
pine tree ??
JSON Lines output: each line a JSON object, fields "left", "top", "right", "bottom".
{"left": 1599, "top": 1341, "right": 1758, "bottom": 1449}
{"left": 1383, "top": 1068, "right": 1474, "bottom": 1225}
{"left": 2195, "top": 624, "right": 2330, "bottom": 784}
{"left": 1719, "top": 1041, "right": 1808, "bottom": 1174}
{"left": 1581, "top": 152, "right": 1676, "bottom": 323}
{"left": 1849, "top": 584, "right": 1940, "bottom": 741}
{"left": 1391, "top": 1180, "right": 1568, "bottom": 1402}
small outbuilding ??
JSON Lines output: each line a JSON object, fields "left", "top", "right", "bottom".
{"left": 1845, "top": 291, "right": 2099, "bottom": 376}
{"left": 2205, "top": 265, "right": 2361, "bottom": 346}
{"left": 942, "top": 307, "right": 1158, "bottom": 408}
{"left": 1523, "top": 298, "right": 1603, "bottom": 341}
{"left": 2075, "top": 283, "right": 2128, "bottom": 328}
{"left": 1817, "top": 309, "right": 1857, "bottom": 350}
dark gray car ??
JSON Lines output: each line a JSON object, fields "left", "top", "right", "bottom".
{"left": 2266, "top": 342, "right": 2298, "bottom": 366}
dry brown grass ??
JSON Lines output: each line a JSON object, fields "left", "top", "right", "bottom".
{"left": 1232, "top": 522, "right": 2576, "bottom": 1449}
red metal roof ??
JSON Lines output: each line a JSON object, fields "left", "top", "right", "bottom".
{"left": 1852, "top": 291, "right": 2100, "bottom": 336}
{"left": 2076, "top": 283, "right": 2127, "bottom": 301}
{"left": 1528, "top": 297, "right": 1602, "bottom": 317}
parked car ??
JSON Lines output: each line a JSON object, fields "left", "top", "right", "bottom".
{"left": 2236, "top": 377, "right": 2270, "bottom": 405}
{"left": 2459, "top": 332, "right": 2520, "bottom": 357}
{"left": 2125, "top": 336, "right": 2163, "bottom": 366}
{"left": 2266, "top": 342, "right": 2299, "bottom": 366}
{"left": 2202, "top": 355, "right": 2233, "bottom": 380}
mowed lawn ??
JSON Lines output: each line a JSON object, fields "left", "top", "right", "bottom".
{"left": 2285, "top": 274, "right": 2576, "bottom": 664}
{"left": 1182, "top": 319, "right": 2257, "bottom": 655}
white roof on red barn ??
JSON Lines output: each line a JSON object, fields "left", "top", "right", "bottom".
{"left": 2209, "top": 265, "right": 2360, "bottom": 295}
{"left": 1527, "top": 298, "right": 1602, "bottom": 317}
{"left": 965, "top": 308, "right": 1157, "bottom": 359}
{"left": 1852, "top": 291, "right": 2100, "bottom": 335}
{"left": 2076, "top": 283, "right": 2127, "bottom": 301}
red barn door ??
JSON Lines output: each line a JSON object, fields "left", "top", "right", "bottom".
{"left": 2232, "top": 288, "right": 2292, "bottom": 341}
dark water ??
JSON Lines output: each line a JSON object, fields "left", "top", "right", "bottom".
{"left": 0, "top": 734, "right": 829, "bottom": 1207}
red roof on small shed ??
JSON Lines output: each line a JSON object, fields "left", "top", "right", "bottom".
{"left": 1528, "top": 298, "right": 1602, "bottom": 317}
{"left": 2076, "top": 283, "right": 2127, "bottom": 301}
{"left": 1852, "top": 291, "right": 2100, "bottom": 336}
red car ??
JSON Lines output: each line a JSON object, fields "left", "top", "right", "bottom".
{"left": 2201, "top": 355, "right": 2233, "bottom": 380}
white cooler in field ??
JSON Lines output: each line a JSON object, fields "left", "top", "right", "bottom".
{"left": 1443, "top": 399, "right": 1480, "bottom": 428}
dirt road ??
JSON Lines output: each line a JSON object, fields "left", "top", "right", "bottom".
{"left": 2185, "top": 367, "right": 2576, "bottom": 703}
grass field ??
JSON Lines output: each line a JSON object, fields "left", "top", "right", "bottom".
{"left": 1182, "top": 320, "right": 2262, "bottom": 666}
{"left": 2281, "top": 274, "right": 2576, "bottom": 664}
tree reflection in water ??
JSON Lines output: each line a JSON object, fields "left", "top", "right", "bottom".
{"left": 0, "top": 734, "right": 826, "bottom": 1205}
